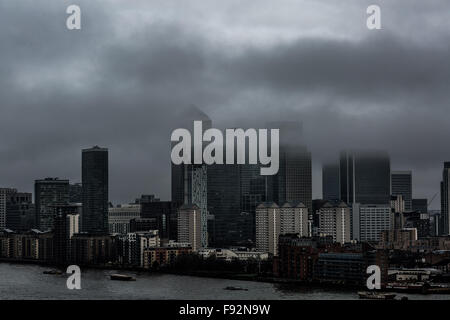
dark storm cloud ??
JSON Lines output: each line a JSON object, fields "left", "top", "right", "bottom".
{"left": 1, "top": 0, "right": 449, "bottom": 207}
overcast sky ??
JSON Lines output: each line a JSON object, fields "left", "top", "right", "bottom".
{"left": 1, "top": 0, "right": 449, "bottom": 209}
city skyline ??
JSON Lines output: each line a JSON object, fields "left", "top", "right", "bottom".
{"left": 1, "top": 1, "right": 450, "bottom": 209}
{"left": 0, "top": 134, "right": 444, "bottom": 210}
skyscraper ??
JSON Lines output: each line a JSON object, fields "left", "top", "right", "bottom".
{"left": 440, "top": 162, "right": 450, "bottom": 235}
{"left": 82, "top": 146, "right": 109, "bottom": 233}
{"left": 391, "top": 171, "right": 412, "bottom": 211}
{"left": 0, "top": 188, "right": 17, "bottom": 229}
{"left": 339, "top": 150, "right": 391, "bottom": 205}
{"left": 322, "top": 163, "right": 340, "bottom": 201}
{"left": 207, "top": 163, "right": 241, "bottom": 247}
{"left": 171, "top": 109, "right": 211, "bottom": 248}
{"left": 35, "top": 178, "right": 69, "bottom": 231}
{"left": 266, "top": 121, "right": 312, "bottom": 215}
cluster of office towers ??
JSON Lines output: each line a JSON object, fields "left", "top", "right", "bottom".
{"left": 171, "top": 113, "right": 312, "bottom": 250}
{"left": 0, "top": 146, "right": 109, "bottom": 235}
{"left": 1, "top": 113, "right": 450, "bottom": 257}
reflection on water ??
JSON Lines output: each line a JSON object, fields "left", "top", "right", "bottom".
{"left": 0, "top": 263, "right": 449, "bottom": 300}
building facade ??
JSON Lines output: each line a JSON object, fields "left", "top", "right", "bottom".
{"left": 391, "top": 171, "right": 413, "bottom": 211}
{"left": 255, "top": 202, "right": 280, "bottom": 256}
{"left": 322, "top": 163, "right": 340, "bottom": 201}
{"left": 280, "top": 202, "right": 309, "bottom": 237}
{"left": 318, "top": 201, "right": 351, "bottom": 244}
{"left": 353, "top": 204, "right": 392, "bottom": 242}
{"left": 440, "top": 162, "right": 450, "bottom": 235}
{"left": 82, "top": 146, "right": 109, "bottom": 233}
{"left": 108, "top": 204, "right": 141, "bottom": 234}
{"left": 177, "top": 204, "right": 202, "bottom": 251}
{"left": 35, "top": 178, "right": 69, "bottom": 231}
{"left": 339, "top": 150, "right": 391, "bottom": 205}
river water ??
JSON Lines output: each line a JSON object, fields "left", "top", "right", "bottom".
{"left": 1, "top": 263, "right": 448, "bottom": 300}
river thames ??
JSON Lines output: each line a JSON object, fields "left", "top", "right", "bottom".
{"left": 1, "top": 263, "right": 449, "bottom": 300}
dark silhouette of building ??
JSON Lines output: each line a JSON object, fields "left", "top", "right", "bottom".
{"left": 35, "top": 178, "right": 69, "bottom": 231}
{"left": 207, "top": 163, "right": 241, "bottom": 247}
{"left": 441, "top": 162, "right": 450, "bottom": 235}
{"left": 135, "top": 194, "right": 160, "bottom": 204}
{"left": 53, "top": 204, "right": 80, "bottom": 264}
{"left": 412, "top": 199, "right": 428, "bottom": 214}
{"left": 69, "top": 183, "right": 83, "bottom": 203}
{"left": 6, "top": 192, "right": 33, "bottom": 231}
{"left": 265, "top": 121, "right": 312, "bottom": 222}
{"left": 322, "top": 163, "right": 340, "bottom": 201}
{"left": 82, "top": 146, "right": 108, "bottom": 234}
{"left": 140, "top": 201, "right": 177, "bottom": 240}
{"left": 404, "top": 211, "right": 430, "bottom": 239}
{"left": 392, "top": 171, "right": 412, "bottom": 211}
{"left": 339, "top": 150, "right": 391, "bottom": 205}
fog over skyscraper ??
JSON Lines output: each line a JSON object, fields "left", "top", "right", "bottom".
{"left": 322, "top": 163, "right": 340, "bottom": 201}
{"left": 171, "top": 107, "right": 210, "bottom": 248}
{"left": 339, "top": 150, "right": 391, "bottom": 205}
{"left": 82, "top": 146, "right": 109, "bottom": 234}
{"left": 266, "top": 121, "right": 312, "bottom": 214}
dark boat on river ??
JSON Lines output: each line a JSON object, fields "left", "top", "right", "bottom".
{"left": 110, "top": 274, "right": 136, "bottom": 281}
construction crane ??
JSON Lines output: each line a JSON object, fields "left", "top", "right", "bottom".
{"left": 428, "top": 192, "right": 439, "bottom": 207}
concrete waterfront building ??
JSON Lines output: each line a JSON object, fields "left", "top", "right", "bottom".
{"left": 280, "top": 202, "right": 309, "bottom": 237}
{"left": 82, "top": 146, "right": 109, "bottom": 233}
{"left": 118, "top": 230, "right": 160, "bottom": 266}
{"left": 108, "top": 204, "right": 141, "bottom": 234}
{"left": 318, "top": 201, "right": 351, "bottom": 244}
{"left": 353, "top": 204, "right": 392, "bottom": 242}
{"left": 177, "top": 204, "right": 202, "bottom": 251}
{"left": 35, "top": 178, "right": 69, "bottom": 231}
{"left": 391, "top": 171, "right": 412, "bottom": 211}
{"left": 255, "top": 202, "right": 280, "bottom": 256}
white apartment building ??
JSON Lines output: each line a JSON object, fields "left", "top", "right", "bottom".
{"left": 353, "top": 204, "right": 391, "bottom": 242}
{"left": 280, "top": 202, "right": 309, "bottom": 237}
{"left": 177, "top": 204, "right": 202, "bottom": 251}
{"left": 318, "top": 201, "right": 351, "bottom": 244}
{"left": 256, "top": 202, "right": 280, "bottom": 256}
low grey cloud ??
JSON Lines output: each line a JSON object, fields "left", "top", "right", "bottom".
{"left": 0, "top": 0, "right": 449, "bottom": 208}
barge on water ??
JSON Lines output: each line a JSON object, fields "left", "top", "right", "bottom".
{"left": 358, "top": 291, "right": 396, "bottom": 300}
{"left": 110, "top": 274, "right": 136, "bottom": 281}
